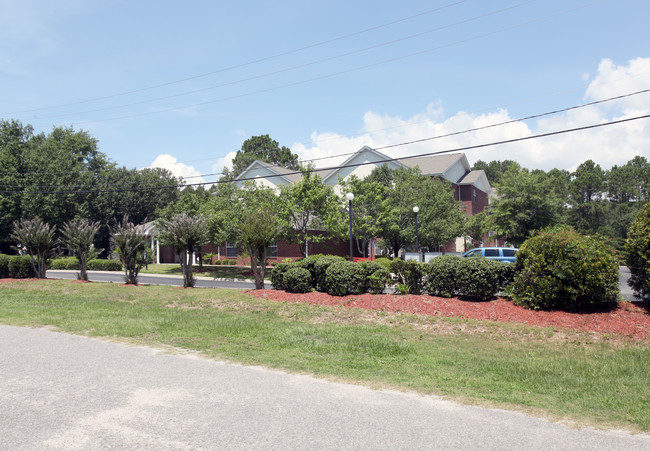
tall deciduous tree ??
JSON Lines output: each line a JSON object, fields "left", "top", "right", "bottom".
{"left": 157, "top": 213, "right": 209, "bottom": 288}
{"left": 60, "top": 217, "right": 101, "bottom": 281}
{"left": 338, "top": 174, "right": 391, "bottom": 257}
{"left": 235, "top": 184, "right": 288, "bottom": 289}
{"left": 379, "top": 167, "right": 464, "bottom": 255}
{"left": 224, "top": 135, "right": 300, "bottom": 179}
{"left": 464, "top": 211, "right": 493, "bottom": 249}
{"left": 279, "top": 167, "right": 339, "bottom": 257}
{"left": 472, "top": 160, "right": 518, "bottom": 185}
{"left": 490, "top": 164, "right": 562, "bottom": 246}
{"left": 11, "top": 217, "right": 56, "bottom": 278}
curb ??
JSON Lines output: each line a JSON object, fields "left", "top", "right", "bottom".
{"left": 46, "top": 270, "right": 269, "bottom": 284}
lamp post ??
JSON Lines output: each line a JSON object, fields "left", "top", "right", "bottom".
{"left": 413, "top": 206, "right": 420, "bottom": 262}
{"left": 346, "top": 192, "right": 354, "bottom": 262}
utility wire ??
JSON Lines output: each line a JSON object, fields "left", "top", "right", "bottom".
{"left": 21, "top": 1, "right": 534, "bottom": 121}
{"left": 26, "top": 0, "right": 602, "bottom": 127}
{"left": 2, "top": 87, "right": 648, "bottom": 182}
{"left": 2, "top": 1, "right": 467, "bottom": 116}
{"left": 2, "top": 112, "right": 648, "bottom": 195}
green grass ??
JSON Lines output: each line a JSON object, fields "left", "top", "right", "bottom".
{"left": 140, "top": 263, "right": 259, "bottom": 279}
{"left": 1, "top": 279, "right": 648, "bottom": 431}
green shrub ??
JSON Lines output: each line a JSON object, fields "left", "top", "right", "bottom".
{"left": 456, "top": 258, "right": 501, "bottom": 301}
{"left": 50, "top": 257, "right": 81, "bottom": 270}
{"left": 367, "top": 266, "right": 391, "bottom": 294}
{"left": 358, "top": 261, "right": 386, "bottom": 293}
{"left": 225, "top": 259, "right": 237, "bottom": 265}
{"left": 509, "top": 225, "right": 619, "bottom": 311}
{"left": 0, "top": 254, "right": 10, "bottom": 278}
{"left": 496, "top": 262, "right": 516, "bottom": 291}
{"left": 626, "top": 202, "right": 650, "bottom": 301}
{"left": 374, "top": 257, "right": 392, "bottom": 272}
{"left": 283, "top": 267, "right": 312, "bottom": 293}
{"left": 325, "top": 261, "right": 366, "bottom": 296}
{"left": 87, "top": 259, "right": 123, "bottom": 271}
{"left": 424, "top": 255, "right": 462, "bottom": 297}
{"left": 9, "top": 256, "right": 36, "bottom": 278}
{"left": 313, "top": 255, "right": 346, "bottom": 292}
{"left": 390, "top": 259, "right": 424, "bottom": 294}
{"left": 270, "top": 262, "right": 293, "bottom": 290}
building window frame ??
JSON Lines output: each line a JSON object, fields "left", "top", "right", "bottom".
{"left": 225, "top": 242, "right": 238, "bottom": 258}
{"left": 266, "top": 240, "right": 278, "bottom": 258}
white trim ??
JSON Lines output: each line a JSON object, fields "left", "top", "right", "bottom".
{"left": 321, "top": 146, "right": 405, "bottom": 185}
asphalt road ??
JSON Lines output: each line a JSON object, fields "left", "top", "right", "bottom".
{"left": 2, "top": 325, "right": 649, "bottom": 450}
{"left": 46, "top": 270, "right": 257, "bottom": 289}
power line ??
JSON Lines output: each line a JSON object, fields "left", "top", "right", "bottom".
{"left": 24, "top": 0, "right": 602, "bottom": 127}
{"left": 2, "top": 87, "right": 648, "bottom": 181}
{"left": 166, "top": 69, "right": 650, "bottom": 168}
{"left": 2, "top": 112, "right": 648, "bottom": 195}
{"left": 2, "top": 1, "right": 467, "bottom": 116}
{"left": 21, "top": 1, "right": 534, "bottom": 122}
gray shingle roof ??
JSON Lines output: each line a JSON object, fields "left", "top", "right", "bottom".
{"left": 396, "top": 153, "right": 464, "bottom": 176}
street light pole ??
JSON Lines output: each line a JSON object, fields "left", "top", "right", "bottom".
{"left": 413, "top": 206, "right": 420, "bottom": 262}
{"left": 346, "top": 192, "right": 354, "bottom": 262}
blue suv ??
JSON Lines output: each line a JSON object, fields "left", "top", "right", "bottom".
{"left": 462, "top": 247, "right": 518, "bottom": 263}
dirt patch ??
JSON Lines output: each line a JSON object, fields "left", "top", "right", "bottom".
{"left": 249, "top": 290, "right": 650, "bottom": 340}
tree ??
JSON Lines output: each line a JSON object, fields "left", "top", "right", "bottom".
{"left": 279, "top": 167, "right": 340, "bottom": 257}
{"left": 157, "top": 213, "right": 210, "bottom": 288}
{"left": 111, "top": 216, "right": 151, "bottom": 285}
{"left": 0, "top": 120, "right": 180, "bottom": 256}
{"left": 235, "top": 184, "right": 288, "bottom": 289}
{"left": 338, "top": 175, "right": 391, "bottom": 257}
{"left": 10, "top": 217, "right": 56, "bottom": 278}
{"left": 464, "top": 211, "right": 493, "bottom": 249}
{"left": 626, "top": 202, "right": 650, "bottom": 301}
{"left": 60, "top": 217, "right": 101, "bottom": 281}
{"left": 380, "top": 167, "right": 465, "bottom": 255}
{"left": 0, "top": 120, "right": 34, "bottom": 253}
{"left": 472, "top": 160, "right": 518, "bottom": 185}
{"left": 224, "top": 135, "right": 299, "bottom": 179}
{"left": 490, "top": 163, "right": 562, "bottom": 247}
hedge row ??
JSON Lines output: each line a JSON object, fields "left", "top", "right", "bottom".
{"left": 391, "top": 256, "right": 514, "bottom": 301}
{"left": 49, "top": 257, "right": 123, "bottom": 271}
{"left": 4, "top": 256, "right": 124, "bottom": 275}
{"left": 270, "top": 254, "right": 513, "bottom": 300}
{"left": 0, "top": 255, "right": 37, "bottom": 278}
{"left": 270, "top": 254, "right": 391, "bottom": 295}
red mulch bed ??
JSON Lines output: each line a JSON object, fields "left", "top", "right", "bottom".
{"left": 2, "top": 278, "right": 647, "bottom": 339}
{"left": 249, "top": 290, "right": 650, "bottom": 340}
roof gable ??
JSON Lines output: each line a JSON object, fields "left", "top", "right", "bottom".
{"left": 398, "top": 153, "right": 471, "bottom": 183}
{"left": 232, "top": 160, "right": 295, "bottom": 189}
{"left": 459, "top": 169, "right": 492, "bottom": 193}
{"left": 321, "top": 146, "right": 404, "bottom": 185}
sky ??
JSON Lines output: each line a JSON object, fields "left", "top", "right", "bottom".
{"left": 1, "top": 0, "right": 649, "bottom": 185}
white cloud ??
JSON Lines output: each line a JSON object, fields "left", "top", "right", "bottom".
{"left": 149, "top": 154, "right": 205, "bottom": 184}
{"left": 294, "top": 57, "right": 650, "bottom": 173}
{"left": 212, "top": 151, "right": 237, "bottom": 174}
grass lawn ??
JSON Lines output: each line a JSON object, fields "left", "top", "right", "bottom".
{"left": 140, "top": 263, "right": 259, "bottom": 279}
{"left": 1, "top": 279, "right": 648, "bottom": 432}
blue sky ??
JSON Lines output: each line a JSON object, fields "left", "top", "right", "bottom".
{"left": 1, "top": 0, "right": 649, "bottom": 184}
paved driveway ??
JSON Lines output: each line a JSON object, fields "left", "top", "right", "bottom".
{"left": 1, "top": 325, "right": 648, "bottom": 450}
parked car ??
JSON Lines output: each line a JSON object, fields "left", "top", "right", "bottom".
{"left": 462, "top": 247, "right": 518, "bottom": 263}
